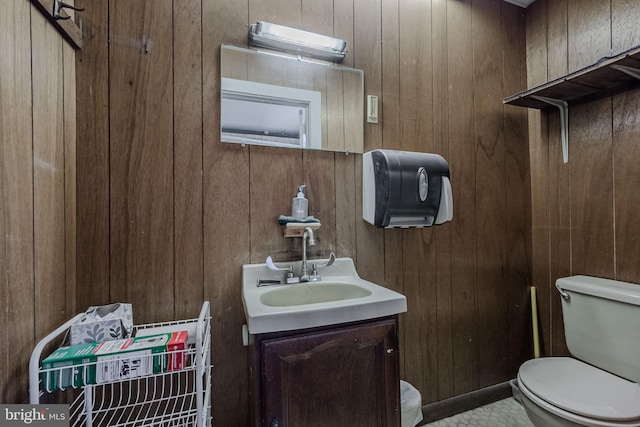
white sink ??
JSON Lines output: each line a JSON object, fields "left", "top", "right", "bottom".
{"left": 242, "top": 257, "right": 407, "bottom": 334}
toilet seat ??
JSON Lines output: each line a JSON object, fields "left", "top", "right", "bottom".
{"left": 518, "top": 357, "right": 640, "bottom": 426}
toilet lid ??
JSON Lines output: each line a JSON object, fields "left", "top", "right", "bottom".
{"left": 519, "top": 357, "right": 640, "bottom": 422}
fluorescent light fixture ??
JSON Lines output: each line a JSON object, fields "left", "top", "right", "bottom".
{"left": 248, "top": 21, "right": 347, "bottom": 63}
{"left": 503, "top": 0, "right": 536, "bottom": 7}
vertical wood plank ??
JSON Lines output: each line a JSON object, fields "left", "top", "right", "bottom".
{"left": 335, "top": 153, "right": 357, "bottom": 258}
{"left": 568, "top": 0, "right": 614, "bottom": 280}
{"left": 334, "top": 0, "right": 355, "bottom": 68}
{"left": 250, "top": 146, "right": 302, "bottom": 263}
{"left": 432, "top": 0, "right": 454, "bottom": 400}
{"left": 173, "top": 0, "right": 204, "bottom": 320}
{"left": 203, "top": 1, "right": 250, "bottom": 425}
{"left": 249, "top": 0, "right": 301, "bottom": 28}
{"left": 613, "top": 88, "right": 640, "bottom": 283}
{"left": 612, "top": 0, "right": 640, "bottom": 53}
{"left": 303, "top": 151, "right": 336, "bottom": 258}
{"left": 109, "top": 0, "right": 175, "bottom": 323}
{"left": 0, "top": 0, "right": 34, "bottom": 403}
{"left": 567, "top": 0, "right": 611, "bottom": 72}
{"left": 301, "top": 0, "right": 332, "bottom": 35}
{"left": 353, "top": 0, "right": 384, "bottom": 283}
{"left": 502, "top": 2, "right": 532, "bottom": 375}
{"left": 63, "top": 38, "right": 77, "bottom": 320}
{"left": 399, "top": 0, "right": 433, "bottom": 153}
{"left": 525, "top": 0, "right": 550, "bottom": 356}
{"left": 472, "top": 0, "right": 508, "bottom": 387}
{"left": 570, "top": 98, "right": 615, "bottom": 280}
{"left": 447, "top": 0, "right": 478, "bottom": 394}
{"left": 569, "top": 99, "right": 614, "bottom": 278}
{"left": 32, "top": 9, "right": 68, "bottom": 339}
{"left": 397, "top": 0, "right": 437, "bottom": 403}
{"left": 75, "top": 0, "right": 111, "bottom": 309}
{"left": 381, "top": 0, "right": 405, "bottom": 381}
{"left": 333, "top": 0, "right": 357, "bottom": 261}
{"left": 546, "top": 0, "right": 570, "bottom": 357}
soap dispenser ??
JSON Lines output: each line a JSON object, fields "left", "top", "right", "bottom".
{"left": 291, "top": 184, "right": 308, "bottom": 219}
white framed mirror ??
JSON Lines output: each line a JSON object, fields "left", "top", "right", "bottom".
{"left": 220, "top": 44, "right": 364, "bottom": 153}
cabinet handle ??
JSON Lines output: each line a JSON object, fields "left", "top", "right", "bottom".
{"left": 270, "top": 417, "right": 280, "bottom": 427}
{"left": 386, "top": 348, "right": 394, "bottom": 353}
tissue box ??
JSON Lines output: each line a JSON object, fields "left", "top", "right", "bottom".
{"left": 42, "top": 331, "right": 188, "bottom": 390}
{"left": 69, "top": 303, "right": 133, "bottom": 345}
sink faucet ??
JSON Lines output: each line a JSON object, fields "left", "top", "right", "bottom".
{"left": 300, "top": 226, "right": 316, "bottom": 282}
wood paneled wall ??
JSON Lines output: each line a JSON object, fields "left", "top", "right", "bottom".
{"left": 526, "top": 0, "right": 640, "bottom": 357}
{"left": 0, "top": 1, "right": 76, "bottom": 403}
{"left": 74, "top": 0, "right": 530, "bottom": 425}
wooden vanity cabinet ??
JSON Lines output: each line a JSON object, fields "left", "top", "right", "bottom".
{"left": 249, "top": 316, "right": 400, "bottom": 427}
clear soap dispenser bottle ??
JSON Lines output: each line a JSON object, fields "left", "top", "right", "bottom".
{"left": 291, "top": 184, "right": 308, "bottom": 219}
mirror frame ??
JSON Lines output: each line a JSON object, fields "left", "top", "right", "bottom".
{"left": 220, "top": 44, "right": 364, "bottom": 153}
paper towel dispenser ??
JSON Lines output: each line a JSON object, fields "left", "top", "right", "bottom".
{"left": 363, "top": 149, "right": 453, "bottom": 228}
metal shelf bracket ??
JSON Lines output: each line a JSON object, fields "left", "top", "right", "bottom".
{"left": 611, "top": 64, "right": 640, "bottom": 81}
{"left": 531, "top": 95, "right": 569, "bottom": 163}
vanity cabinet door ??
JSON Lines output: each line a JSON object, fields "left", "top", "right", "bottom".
{"left": 261, "top": 318, "right": 400, "bottom": 427}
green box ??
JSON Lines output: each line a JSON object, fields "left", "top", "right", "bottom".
{"left": 41, "top": 343, "right": 97, "bottom": 391}
{"left": 41, "top": 332, "right": 187, "bottom": 391}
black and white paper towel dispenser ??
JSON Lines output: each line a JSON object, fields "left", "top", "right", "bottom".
{"left": 363, "top": 149, "right": 453, "bottom": 228}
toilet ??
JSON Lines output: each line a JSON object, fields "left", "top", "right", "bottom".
{"left": 513, "top": 275, "right": 640, "bottom": 427}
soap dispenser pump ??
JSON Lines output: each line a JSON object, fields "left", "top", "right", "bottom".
{"left": 291, "top": 184, "right": 308, "bottom": 219}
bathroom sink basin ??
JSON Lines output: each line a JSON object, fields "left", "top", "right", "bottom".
{"left": 260, "top": 282, "right": 372, "bottom": 307}
{"left": 242, "top": 257, "right": 407, "bottom": 334}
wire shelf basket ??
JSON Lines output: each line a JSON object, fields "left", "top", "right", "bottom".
{"left": 30, "top": 302, "right": 212, "bottom": 427}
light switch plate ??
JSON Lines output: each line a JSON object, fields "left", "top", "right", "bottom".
{"left": 367, "top": 95, "right": 379, "bottom": 123}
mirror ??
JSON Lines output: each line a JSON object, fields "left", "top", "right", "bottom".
{"left": 220, "top": 44, "right": 364, "bottom": 153}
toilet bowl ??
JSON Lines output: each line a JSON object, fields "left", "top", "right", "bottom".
{"left": 515, "top": 276, "right": 640, "bottom": 427}
{"left": 516, "top": 358, "right": 640, "bottom": 426}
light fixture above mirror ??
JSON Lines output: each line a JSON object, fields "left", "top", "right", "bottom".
{"left": 248, "top": 21, "right": 347, "bottom": 63}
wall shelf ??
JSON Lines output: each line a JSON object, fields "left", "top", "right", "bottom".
{"left": 31, "top": 0, "right": 83, "bottom": 49}
{"left": 504, "top": 45, "right": 640, "bottom": 163}
{"left": 283, "top": 222, "right": 321, "bottom": 238}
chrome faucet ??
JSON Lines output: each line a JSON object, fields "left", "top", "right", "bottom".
{"left": 300, "top": 226, "right": 316, "bottom": 282}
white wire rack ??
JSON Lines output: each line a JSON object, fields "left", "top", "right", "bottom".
{"left": 29, "top": 302, "right": 212, "bottom": 427}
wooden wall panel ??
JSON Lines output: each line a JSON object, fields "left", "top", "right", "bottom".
{"left": 70, "top": 0, "right": 531, "bottom": 421}
{"left": 398, "top": 0, "right": 437, "bottom": 402}
{"left": 473, "top": 0, "right": 508, "bottom": 388}
{"left": 525, "top": 0, "right": 551, "bottom": 356}
{"left": 569, "top": 101, "right": 615, "bottom": 278}
{"left": 173, "top": 0, "right": 204, "bottom": 320}
{"left": 545, "top": 0, "right": 570, "bottom": 357}
{"left": 63, "top": 41, "right": 77, "bottom": 320}
{"left": 447, "top": 0, "right": 479, "bottom": 396}
{"left": 612, "top": 0, "right": 640, "bottom": 53}
{"left": 1, "top": 0, "right": 34, "bottom": 403}
{"left": 354, "top": 0, "right": 385, "bottom": 285}
{"left": 567, "top": 0, "right": 611, "bottom": 72}
{"left": 76, "top": 0, "right": 110, "bottom": 308}
{"left": 526, "top": 0, "right": 640, "bottom": 359}
{"left": 567, "top": 0, "right": 614, "bottom": 279}
{"left": 1, "top": 1, "right": 75, "bottom": 403}
{"left": 380, "top": 0, "right": 406, "bottom": 382}
{"left": 613, "top": 89, "right": 640, "bottom": 282}
{"left": 32, "top": 8, "right": 68, "bottom": 339}
{"left": 109, "top": 0, "right": 175, "bottom": 324}
{"left": 502, "top": 3, "right": 531, "bottom": 377}
{"left": 203, "top": 1, "right": 250, "bottom": 425}
{"left": 432, "top": 0, "right": 454, "bottom": 401}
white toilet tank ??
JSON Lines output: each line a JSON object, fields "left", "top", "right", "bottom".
{"left": 558, "top": 275, "right": 640, "bottom": 383}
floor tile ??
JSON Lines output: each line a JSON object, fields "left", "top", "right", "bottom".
{"left": 424, "top": 397, "right": 533, "bottom": 427}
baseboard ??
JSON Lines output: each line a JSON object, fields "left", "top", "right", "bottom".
{"left": 418, "top": 380, "right": 514, "bottom": 425}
